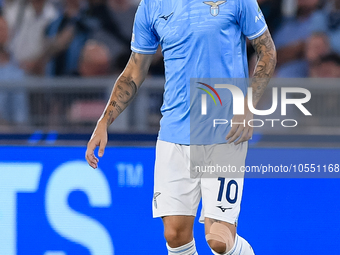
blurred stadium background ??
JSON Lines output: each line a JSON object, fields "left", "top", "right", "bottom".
{"left": 0, "top": 0, "right": 340, "bottom": 254}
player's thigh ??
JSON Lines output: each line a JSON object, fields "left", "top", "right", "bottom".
{"left": 153, "top": 140, "right": 201, "bottom": 218}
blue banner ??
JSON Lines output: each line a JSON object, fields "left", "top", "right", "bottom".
{"left": 0, "top": 146, "right": 339, "bottom": 254}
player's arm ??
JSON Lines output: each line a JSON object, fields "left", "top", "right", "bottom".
{"left": 227, "top": 30, "right": 277, "bottom": 144}
{"left": 85, "top": 52, "right": 154, "bottom": 168}
{"left": 249, "top": 29, "right": 277, "bottom": 105}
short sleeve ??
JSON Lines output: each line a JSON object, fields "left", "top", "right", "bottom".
{"left": 237, "top": 0, "right": 268, "bottom": 40}
{"left": 131, "top": 0, "right": 159, "bottom": 54}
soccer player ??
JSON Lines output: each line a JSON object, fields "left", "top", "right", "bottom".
{"left": 86, "top": 0, "right": 276, "bottom": 254}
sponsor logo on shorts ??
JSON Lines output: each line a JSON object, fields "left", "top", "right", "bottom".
{"left": 216, "top": 205, "right": 232, "bottom": 212}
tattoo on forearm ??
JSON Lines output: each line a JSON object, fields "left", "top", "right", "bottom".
{"left": 109, "top": 100, "right": 123, "bottom": 114}
{"left": 100, "top": 53, "right": 144, "bottom": 126}
{"left": 251, "top": 30, "right": 277, "bottom": 105}
{"left": 114, "top": 76, "right": 138, "bottom": 105}
{"left": 107, "top": 110, "right": 114, "bottom": 126}
{"left": 103, "top": 109, "right": 115, "bottom": 126}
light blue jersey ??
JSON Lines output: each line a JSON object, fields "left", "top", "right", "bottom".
{"left": 131, "top": 0, "right": 267, "bottom": 145}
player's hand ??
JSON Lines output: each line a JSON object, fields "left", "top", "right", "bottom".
{"left": 85, "top": 121, "right": 108, "bottom": 169}
{"left": 226, "top": 108, "right": 253, "bottom": 145}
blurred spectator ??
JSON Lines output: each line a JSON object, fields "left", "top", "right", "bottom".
{"left": 109, "top": 0, "right": 137, "bottom": 38}
{"left": 0, "top": 15, "right": 28, "bottom": 124}
{"left": 66, "top": 41, "right": 110, "bottom": 125}
{"left": 281, "top": 0, "right": 298, "bottom": 17}
{"left": 276, "top": 32, "right": 331, "bottom": 77}
{"left": 44, "top": 40, "right": 110, "bottom": 127}
{"left": 310, "top": 53, "right": 340, "bottom": 77}
{"left": 87, "top": 0, "right": 133, "bottom": 73}
{"left": 274, "top": 0, "right": 319, "bottom": 77}
{"left": 258, "top": 0, "right": 283, "bottom": 35}
{"left": 4, "top": 0, "right": 57, "bottom": 74}
{"left": 109, "top": 0, "right": 137, "bottom": 72}
{"left": 311, "top": 0, "right": 340, "bottom": 54}
{"left": 86, "top": 0, "right": 130, "bottom": 45}
{"left": 0, "top": 15, "right": 19, "bottom": 77}
{"left": 43, "top": 0, "right": 89, "bottom": 76}
{"left": 309, "top": 52, "right": 340, "bottom": 122}
{"left": 305, "top": 32, "right": 331, "bottom": 64}
{"left": 41, "top": 0, "right": 133, "bottom": 76}
{"left": 78, "top": 40, "right": 111, "bottom": 76}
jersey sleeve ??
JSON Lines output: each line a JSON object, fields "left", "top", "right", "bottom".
{"left": 237, "top": 0, "right": 268, "bottom": 40}
{"left": 131, "top": 0, "right": 159, "bottom": 54}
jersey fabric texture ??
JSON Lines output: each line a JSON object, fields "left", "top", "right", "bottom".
{"left": 131, "top": 0, "right": 267, "bottom": 145}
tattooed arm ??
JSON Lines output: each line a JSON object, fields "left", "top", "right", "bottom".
{"left": 100, "top": 52, "right": 153, "bottom": 126}
{"left": 226, "top": 30, "right": 277, "bottom": 144}
{"left": 249, "top": 30, "right": 277, "bottom": 106}
{"left": 86, "top": 52, "right": 154, "bottom": 168}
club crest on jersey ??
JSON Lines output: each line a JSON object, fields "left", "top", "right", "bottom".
{"left": 203, "top": 1, "right": 226, "bottom": 16}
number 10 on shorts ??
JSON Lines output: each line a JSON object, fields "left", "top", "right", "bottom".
{"left": 217, "top": 178, "right": 238, "bottom": 204}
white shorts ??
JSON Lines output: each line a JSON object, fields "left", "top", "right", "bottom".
{"left": 152, "top": 140, "right": 248, "bottom": 224}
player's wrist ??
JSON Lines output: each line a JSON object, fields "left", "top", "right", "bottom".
{"left": 96, "top": 118, "right": 110, "bottom": 130}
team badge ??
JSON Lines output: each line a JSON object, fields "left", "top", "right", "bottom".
{"left": 203, "top": 1, "right": 226, "bottom": 17}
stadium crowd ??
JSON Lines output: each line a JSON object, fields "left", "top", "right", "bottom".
{"left": 0, "top": 0, "right": 339, "bottom": 126}
{"left": 0, "top": 0, "right": 339, "bottom": 78}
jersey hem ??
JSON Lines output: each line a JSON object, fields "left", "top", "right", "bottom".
{"left": 131, "top": 46, "right": 157, "bottom": 54}
{"left": 247, "top": 25, "right": 268, "bottom": 40}
{"left": 157, "top": 135, "right": 190, "bottom": 145}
